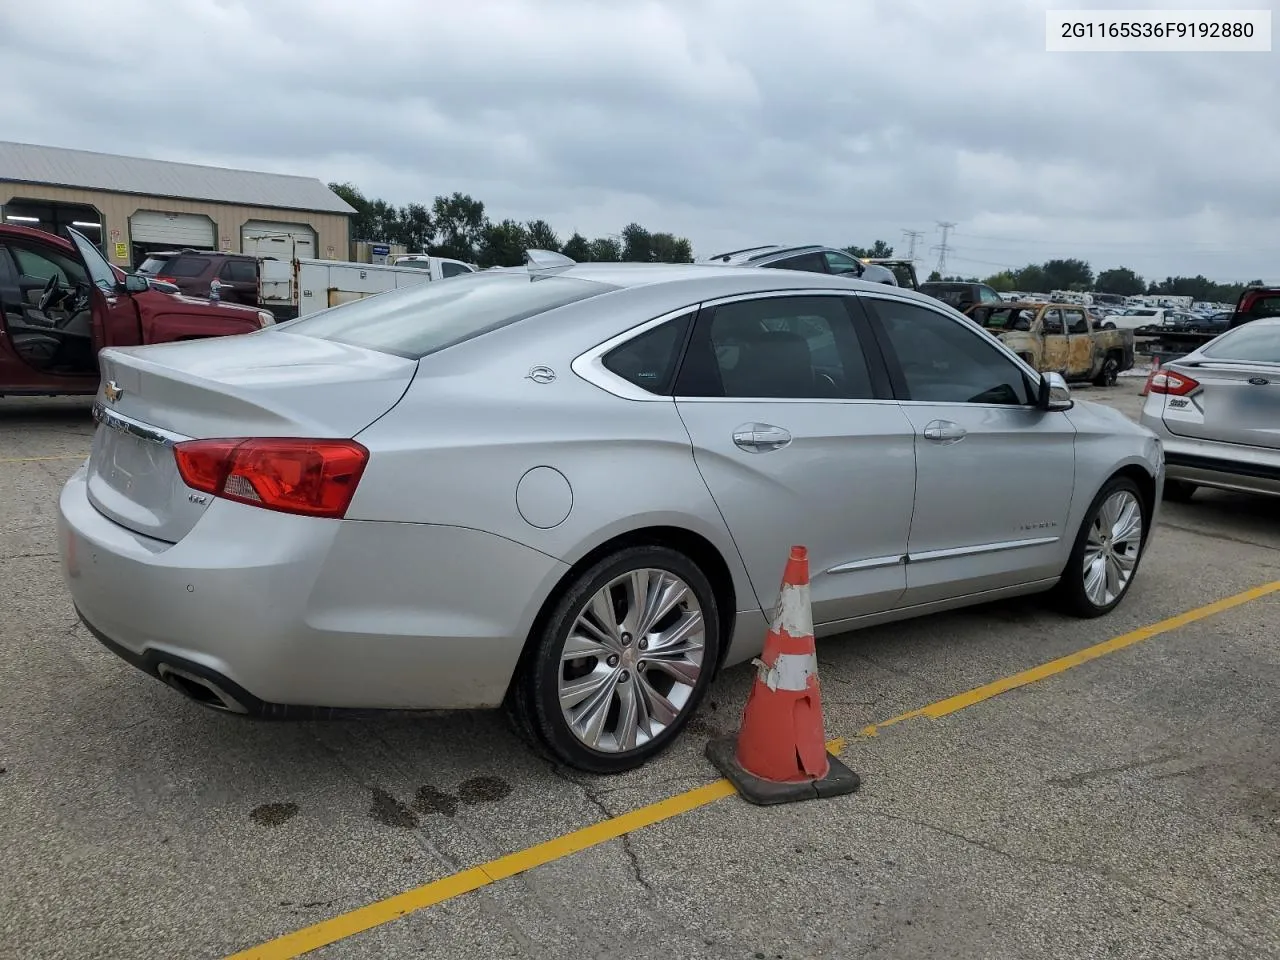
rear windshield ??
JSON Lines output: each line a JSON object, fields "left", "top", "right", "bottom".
{"left": 137, "top": 256, "right": 173, "bottom": 275}
{"left": 280, "top": 272, "right": 618, "bottom": 359}
{"left": 1201, "top": 323, "right": 1280, "bottom": 364}
{"left": 159, "top": 256, "right": 211, "bottom": 278}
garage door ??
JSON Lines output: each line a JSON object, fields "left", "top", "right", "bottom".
{"left": 241, "top": 220, "right": 317, "bottom": 261}
{"left": 129, "top": 210, "right": 215, "bottom": 248}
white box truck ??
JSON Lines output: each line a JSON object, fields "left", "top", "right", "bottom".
{"left": 259, "top": 256, "right": 478, "bottom": 320}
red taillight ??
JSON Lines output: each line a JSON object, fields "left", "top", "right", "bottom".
{"left": 1146, "top": 370, "right": 1200, "bottom": 396}
{"left": 173, "top": 438, "right": 369, "bottom": 519}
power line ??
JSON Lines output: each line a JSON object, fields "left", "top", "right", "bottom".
{"left": 931, "top": 222, "right": 956, "bottom": 276}
{"left": 901, "top": 229, "right": 925, "bottom": 261}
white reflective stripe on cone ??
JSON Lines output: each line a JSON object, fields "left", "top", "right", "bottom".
{"left": 752, "top": 652, "right": 818, "bottom": 692}
{"left": 772, "top": 581, "right": 814, "bottom": 639}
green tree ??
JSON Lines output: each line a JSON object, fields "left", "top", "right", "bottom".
{"left": 927, "top": 270, "right": 942, "bottom": 282}
{"left": 983, "top": 271, "right": 1017, "bottom": 292}
{"left": 430, "top": 192, "right": 486, "bottom": 262}
{"left": 561, "top": 232, "right": 592, "bottom": 261}
{"left": 621, "top": 223, "right": 653, "bottom": 262}
{"left": 589, "top": 237, "right": 622, "bottom": 262}
{"left": 1095, "top": 267, "right": 1145, "bottom": 297}
{"left": 1012, "top": 264, "right": 1048, "bottom": 291}
{"left": 844, "top": 240, "right": 895, "bottom": 259}
{"left": 650, "top": 232, "right": 694, "bottom": 263}
{"left": 399, "top": 202, "right": 433, "bottom": 252}
{"left": 524, "top": 219, "right": 560, "bottom": 252}
{"left": 477, "top": 219, "right": 529, "bottom": 268}
{"left": 328, "top": 181, "right": 376, "bottom": 240}
{"left": 1040, "top": 258, "right": 1093, "bottom": 291}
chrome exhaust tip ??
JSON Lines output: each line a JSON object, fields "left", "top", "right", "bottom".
{"left": 156, "top": 663, "right": 250, "bottom": 715}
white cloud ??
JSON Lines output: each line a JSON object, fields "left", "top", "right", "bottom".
{"left": 1, "top": 0, "right": 1276, "bottom": 281}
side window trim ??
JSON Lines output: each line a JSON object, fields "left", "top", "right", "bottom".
{"left": 857, "top": 292, "right": 1041, "bottom": 406}
{"left": 570, "top": 305, "right": 700, "bottom": 402}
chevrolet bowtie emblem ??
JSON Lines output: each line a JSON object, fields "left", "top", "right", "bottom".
{"left": 104, "top": 380, "right": 124, "bottom": 403}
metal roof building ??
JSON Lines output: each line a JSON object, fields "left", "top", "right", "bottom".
{"left": 0, "top": 141, "right": 356, "bottom": 268}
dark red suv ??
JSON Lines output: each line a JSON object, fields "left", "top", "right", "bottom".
{"left": 137, "top": 250, "right": 261, "bottom": 305}
{"left": 1229, "top": 285, "right": 1280, "bottom": 329}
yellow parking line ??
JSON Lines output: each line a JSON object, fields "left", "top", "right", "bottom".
{"left": 0, "top": 454, "right": 88, "bottom": 463}
{"left": 224, "top": 579, "right": 1280, "bottom": 960}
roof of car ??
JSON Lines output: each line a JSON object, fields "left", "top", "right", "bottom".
{"left": 511, "top": 261, "right": 948, "bottom": 309}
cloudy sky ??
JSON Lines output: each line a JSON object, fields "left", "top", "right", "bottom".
{"left": 1, "top": 0, "right": 1276, "bottom": 282}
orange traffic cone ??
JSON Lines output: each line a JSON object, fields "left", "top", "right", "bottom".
{"left": 705, "top": 546, "right": 860, "bottom": 805}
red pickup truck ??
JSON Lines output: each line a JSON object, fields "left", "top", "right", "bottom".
{"left": 1, "top": 225, "right": 273, "bottom": 397}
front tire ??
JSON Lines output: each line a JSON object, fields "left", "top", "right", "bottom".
{"left": 1055, "top": 476, "right": 1147, "bottom": 618}
{"left": 508, "top": 545, "right": 721, "bottom": 774}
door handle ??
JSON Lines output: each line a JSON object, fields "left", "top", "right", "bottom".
{"left": 923, "top": 419, "right": 966, "bottom": 443}
{"left": 732, "top": 422, "right": 792, "bottom": 453}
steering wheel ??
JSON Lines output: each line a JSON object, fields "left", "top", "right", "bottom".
{"left": 38, "top": 274, "right": 60, "bottom": 312}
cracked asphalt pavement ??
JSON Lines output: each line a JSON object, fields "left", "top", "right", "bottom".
{"left": 2, "top": 386, "right": 1278, "bottom": 960}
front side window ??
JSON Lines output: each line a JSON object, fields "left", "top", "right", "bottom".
{"left": 601, "top": 314, "right": 692, "bottom": 395}
{"left": 823, "top": 251, "right": 864, "bottom": 277}
{"left": 863, "top": 297, "right": 1034, "bottom": 405}
{"left": 440, "top": 261, "right": 473, "bottom": 278}
{"left": 676, "top": 295, "right": 874, "bottom": 399}
{"left": 978, "top": 286, "right": 1003, "bottom": 303}
{"left": 222, "top": 260, "right": 258, "bottom": 283}
{"left": 9, "top": 244, "right": 89, "bottom": 287}
{"left": 1042, "top": 309, "right": 1066, "bottom": 335}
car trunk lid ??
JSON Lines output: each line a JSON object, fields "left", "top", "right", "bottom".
{"left": 1161, "top": 360, "right": 1280, "bottom": 451}
{"left": 87, "top": 332, "right": 417, "bottom": 542}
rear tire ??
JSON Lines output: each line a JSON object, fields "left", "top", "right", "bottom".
{"left": 1054, "top": 476, "right": 1147, "bottom": 618}
{"left": 1092, "top": 354, "right": 1120, "bottom": 387}
{"left": 1163, "top": 479, "right": 1197, "bottom": 503}
{"left": 506, "top": 545, "right": 721, "bottom": 774}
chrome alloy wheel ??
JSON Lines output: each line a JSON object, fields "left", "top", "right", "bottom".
{"left": 1082, "top": 489, "right": 1143, "bottom": 607}
{"left": 558, "top": 568, "right": 705, "bottom": 754}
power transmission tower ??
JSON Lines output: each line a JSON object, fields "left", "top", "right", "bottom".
{"left": 901, "top": 229, "right": 924, "bottom": 261}
{"left": 931, "top": 221, "right": 957, "bottom": 276}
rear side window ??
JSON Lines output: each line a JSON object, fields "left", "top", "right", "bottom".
{"left": 676, "top": 295, "right": 875, "bottom": 399}
{"left": 1202, "top": 323, "right": 1280, "bottom": 363}
{"left": 281, "top": 272, "right": 617, "bottom": 359}
{"left": 162, "top": 256, "right": 211, "bottom": 278}
{"left": 764, "top": 253, "right": 827, "bottom": 273}
{"left": 602, "top": 314, "right": 692, "bottom": 394}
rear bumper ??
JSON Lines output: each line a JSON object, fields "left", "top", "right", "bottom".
{"left": 58, "top": 466, "right": 569, "bottom": 711}
{"left": 1138, "top": 414, "right": 1280, "bottom": 498}
{"left": 1163, "top": 449, "right": 1280, "bottom": 498}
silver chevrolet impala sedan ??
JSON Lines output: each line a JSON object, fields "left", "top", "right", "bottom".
{"left": 59, "top": 253, "right": 1164, "bottom": 772}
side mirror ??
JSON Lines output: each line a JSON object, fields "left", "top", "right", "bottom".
{"left": 121, "top": 274, "right": 150, "bottom": 294}
{"left": 1039, "top": 372, "right": 1073, "bottom": 411}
